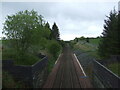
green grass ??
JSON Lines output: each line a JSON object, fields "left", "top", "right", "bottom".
{"left": 73, "top": 40, "right": 100, "bottom": 59}
{"left": 89, "top": 38, "right": 101, "bottom": 45}
{"left": 2, "top": 39, "right": 62, "bottom": 67}
{"left": 107, "top": 63, "right": 120, "bottom": 77}
{"left": 2, "top": 47, "right": 40, "bottom": 65}
{"left": 47, "top": 50, "right": 61, "bottom": 73}
{"left": 72, "top": 38, "right": 120, "bottom": 77}
{"left": 3, "top": 71, "right": 16, "bottom": 88}
{"left": 73, "top": 37, "right": 102, "bottom": 60}
{"left": 2, "top": 39, "right": 42, "bottom": 65}
{"left": 2, "top": 71, "right": 29, "bottom": 88}
{"left": 75, "top": 46, "right": 100, "bottom": 59}
{"left": 2, "top": 48, "right": 16, "bottom": 60}
{"left": 15, "top": 53, "right": 40, "bottom": 65}
{"left": 0, "top": 40, "right": 2, "bottom": 45}
{"left": 47, "top": 57, "right": 56, "bottom": 73}
{"left": 74, "top": 43, "right": 93, "bottom": 52}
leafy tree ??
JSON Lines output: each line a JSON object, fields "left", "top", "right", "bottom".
{"left": 51, "top": 22, "right": 60, "bottom": 40}
{"left": 98, "top": 9, "right": 119, "bottom": 58}
{"left": 2, "top": 10, "right": 62, "bottom": 66}
{"left": 2, "top": 10, "right": 47, "bottom": 55}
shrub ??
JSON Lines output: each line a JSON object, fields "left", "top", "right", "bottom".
{"left": 2, "top": 71, "right": 16, "bottom": 88}
{"left": 14, "top": 52, "right": 40, "bottom": 65}
{"left": 47, "top": 40, "right": 61, "bottom": 58}
{"left": 2, "top": 71, "right": 28, "bottom": 88}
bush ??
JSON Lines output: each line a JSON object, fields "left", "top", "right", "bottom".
{"left": 46, "top": 40, "right": 62, "bottom": 73}
{"left": 14, "top": 52, "right": 40, "bottom": 65}
{"left": 2, "top": 71, "right": 27, "bottom": 88}
{"left": 59, "top": 40, "right": 65, "bottom": 48}
{"left": 47, "top": 57, "right": 56, "bottom": 73}
{"left": 47, "top": 40, "right": 61, "bottom": 58}
{"left": 2, "top": 71, "right": 16, "bottom": 88}
{"left": 2, "top": 48, "right": 16, "bottom": 60}
{"left": 2, "top": 46, "right": 40, "bottom": 65}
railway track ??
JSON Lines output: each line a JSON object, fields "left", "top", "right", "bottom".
{"left": 43, "top": 44, "right": 92, "bottom": 88}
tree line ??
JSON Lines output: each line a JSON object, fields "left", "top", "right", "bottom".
{"left": 98, "top": 9, "right": 120, "bottom": 58}
{"left": 72, "top": 8, "right": 120, "bottom": 59}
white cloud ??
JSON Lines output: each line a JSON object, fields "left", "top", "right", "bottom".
{"left": 0, "top": 2, "right": 2, "bottom": 38}
{"left": 1, "top": 2, "right": 119, "bottom": 40}
{"left": 61, "top": 34, "right": 80, "bottom": 41}
{"left": 1, "top": 0, "right": 119, "bottom": 2}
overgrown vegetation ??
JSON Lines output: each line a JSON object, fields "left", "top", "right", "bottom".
{"left": 2, "top": 71, "right": 28, "bottom": 88}
{"left": 2, "top": 9, "right": 63, "bottom": 88}
{"left": 98, "top": 9, "right": 120, "bottom": 76}
{"left": 71, "top": 35, "right": 120, "bottom": 77}
{"left": 98, "top": 9, "right": 120, "bottom": 59}
{"left": 107, "top": 63, "right": 120, "bottom": 76}
{"left": 71, "top": 37, "right": 101, "bottom": 59}
{"left": 2, "top": 10, "right": 62, "bottom": 65}
{"left": 71, "top": 9, "right": 120, "bottom": 77}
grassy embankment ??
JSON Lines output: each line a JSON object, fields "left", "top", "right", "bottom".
{"left": 2, "top": 39, "right": 40, "bottom": 65}
{"left": 71, "top": 38, "right": 120, "bottom": 77}
{"left": 2, "top": 39, "right": 62, "bottom": 88}
{"left": 2, "top": 39, "right": 62, "bottom": 73}
{"left": 72, "top": 38, "right": 101, "bottom": 59}
{"left": 2, "top": 39, "right": 61, "bottom": 64}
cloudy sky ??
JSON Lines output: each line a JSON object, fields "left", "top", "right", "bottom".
{"left": 0, "top": 0, "right": 119, "bottom": 40}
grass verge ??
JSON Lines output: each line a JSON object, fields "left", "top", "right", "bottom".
{"left": 107, "top": 63, "right": 120, "bottom": 77}
{"left": 2, "top": 71, "right": 28, "bottom": 88}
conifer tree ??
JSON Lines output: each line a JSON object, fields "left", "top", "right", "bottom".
{"left": 51, "top": 22, "right": 60, "bottom": 40}
{"left": 98, "top": 9, "right": 120, "bottom": 58}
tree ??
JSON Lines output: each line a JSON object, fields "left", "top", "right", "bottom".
{"left": 118, "top": 11, "right": 120, "bottom": 53}
{"left": 86, "top": 37, "right": 89, "bottom": 43}
{"left": 45, "top": 22, "right": 50, "bottom": 29}
{"left": 51, "top": 22, "right": 60, "bottom": 40}
{"left": 2, "top": 10, "right": 45, "bottom": 54}
{"left": 2, "top": 10, "right": 62, "bottom": 66}
{"left": 74, "top": 37, "right": 79, "bottom": 42}
{"left": 45, "top": 22, "right": 52, "bottom": 40}
{"left": 80, "top": 36, "right": 85, "bottom": 40}
{"left": 98, "top": 9, "right": 120, "bottom": 58}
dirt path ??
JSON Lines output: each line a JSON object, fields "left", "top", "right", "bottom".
{"left": 43, "top": 44, "right": 92, "bottom": 88}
